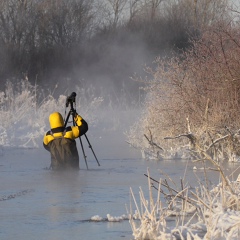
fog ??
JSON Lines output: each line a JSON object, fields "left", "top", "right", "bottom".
{"left": 44, "top": 30, "right": 157, "bottom": 109}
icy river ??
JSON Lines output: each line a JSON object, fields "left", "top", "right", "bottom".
{"left": 1, "top": 129, "right": 239, "bottom": 240}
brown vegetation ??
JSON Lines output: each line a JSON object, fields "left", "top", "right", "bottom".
{"left": 127, "top": 17, "right": 240, "bottom": 161}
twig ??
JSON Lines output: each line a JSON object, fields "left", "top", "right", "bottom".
{"left": 207, "top": 134, "right": 229, "bottom": 151}
{"left": 144, "top": 132, "right": 164, "bottom": 151}
{"left": 144, "top": 174, "right": 197, "bottom": 206}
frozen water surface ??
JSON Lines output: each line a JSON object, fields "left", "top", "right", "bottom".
{"left": 0, "top": 130, "right": 239, "bottom": 240}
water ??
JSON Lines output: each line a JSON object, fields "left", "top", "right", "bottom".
{"left": 1, "top": 132, "right": 239, "bottom": 240}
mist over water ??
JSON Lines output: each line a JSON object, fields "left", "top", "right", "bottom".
{"left": 33, "top": 23, "right": 158, "bottom": 109}
{"left": 47, "top": 36, "right": 152, "bottom": 108}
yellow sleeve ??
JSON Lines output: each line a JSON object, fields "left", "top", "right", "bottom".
{"left": 71, "top": 126, "right": 80, "bottom": 138}
{"left": 74, "top": 114, "right": 83, "bottom": 126}
{"left": 43, "top": 133, "right": 54, "bottom": 145}
{"left": 72, "top": 114, "right": 88, "bottom": 137}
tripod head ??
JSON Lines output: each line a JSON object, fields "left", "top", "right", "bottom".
{"left": 64, "top": 92, "right": 77, "bottom": 128}
{"left": 66, "top": 92, "right": 76, "bottom": 108}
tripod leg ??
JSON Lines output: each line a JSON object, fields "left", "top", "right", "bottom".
{"left": 79, "top": 137, "right": 88, "bottom": 170}
{"left": 84, "top": 134, "right": 100, "bottom": 166}
{"left": 69, "top": 109, "right": 89, "bottom": 170}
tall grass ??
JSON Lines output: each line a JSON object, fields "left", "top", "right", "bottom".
{"left": 128, "top": 168, "right": 240, "bottom": 239}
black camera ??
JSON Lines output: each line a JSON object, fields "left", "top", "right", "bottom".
{"left": 66, "top": 92, "right": 76, "bottom": 107}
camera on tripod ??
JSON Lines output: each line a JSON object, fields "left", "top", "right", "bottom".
{"left": 66, "top": 92, "right": 76, "bottom": 108}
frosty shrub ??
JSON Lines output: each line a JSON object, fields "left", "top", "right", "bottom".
{"left": 0, "top": 79, "right": 103, "bottom": 148}
{"left": 0, "top": 80, "right": 43, "bottom": 147}
{"left": 127, "top": 21, "right": 240, "bottom": 161}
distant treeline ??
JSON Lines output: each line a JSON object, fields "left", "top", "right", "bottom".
{"left": 0, "top": 0, "right": 231, "bottom": 98}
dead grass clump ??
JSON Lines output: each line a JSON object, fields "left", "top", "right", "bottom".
{"left": 128, "top": 168, "right": 240, "bottom": 240}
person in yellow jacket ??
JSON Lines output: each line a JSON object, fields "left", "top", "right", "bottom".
{"left": 43, "top": 111, "right": 88, "bottom": 170}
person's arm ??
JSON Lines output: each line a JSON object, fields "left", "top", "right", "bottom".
{"left": 43, "top": 131, "right": 54, "bottom": 151}
{"left": 74, "top": 113, "right": 88, "bottom": 136}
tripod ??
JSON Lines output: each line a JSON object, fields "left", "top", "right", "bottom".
{"left": 64, "top": 93, "right": 100, "bottom": 169}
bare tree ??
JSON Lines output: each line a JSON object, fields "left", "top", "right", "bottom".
{"left": 0, "top": 0, "right": 96, "bottom": 81}
{"left": 128, "top": 0, "right": 141, "bottom": 23}
{"left": 99, "top": 0, "right": 128, "bottom": 29}
{"left": 37, "top": 0, "right": 94, "bottom": 48}
{"left": 163, "top": 0, "right": 230, "bottom": 31}
{"left": 0, "top": 0, "right": 39, "bottom": 77}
